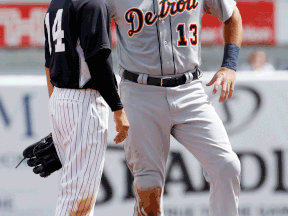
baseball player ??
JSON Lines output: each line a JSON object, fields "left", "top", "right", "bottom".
{"left": 44, "top": 0, "right": 129, "bottom": 215}
{"left": 105, "top": 0, "right": 242, "bottom": 215}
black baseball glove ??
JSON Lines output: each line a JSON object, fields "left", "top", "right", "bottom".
{"left": 16, "top": 133, "right": 62, "bottom": 177}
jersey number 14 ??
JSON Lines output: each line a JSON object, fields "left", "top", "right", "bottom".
{"left": 45, "top": 9, "right": 65, "bottom": 54}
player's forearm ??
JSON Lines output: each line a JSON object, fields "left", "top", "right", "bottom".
{"left": 223, "top": 6, "right": 242, "bottom": 47}
{"left": 45, "top": 67, "right": 54, "bottom": 98}
{"left": 86, "top": 55, "right": 123, "bottom": 112}
{"left": 219, "top": 6, "right": 242, "bottom": 71}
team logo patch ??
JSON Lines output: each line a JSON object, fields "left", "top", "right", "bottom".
{"left": 125, "top": 0, "right": 199, "bottom": 37}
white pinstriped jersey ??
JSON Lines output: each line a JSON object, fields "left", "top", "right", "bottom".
{"left": 106, "top": 0, "right": 236, "bottom": 76}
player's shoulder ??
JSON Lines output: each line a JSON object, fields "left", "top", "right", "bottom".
{"left": 47, "top": 0, "right": 74, "bottom": 11}
{"left": 72, "top": 0, "right": 109, "bottom": 12}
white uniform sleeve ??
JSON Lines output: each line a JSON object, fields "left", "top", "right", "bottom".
{"left": 204, "top": 0, "right": 236, "bottom": 22}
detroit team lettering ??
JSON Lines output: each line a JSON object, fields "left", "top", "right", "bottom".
{"left": 125, "top": 0, "right": 199, "bottom": 37}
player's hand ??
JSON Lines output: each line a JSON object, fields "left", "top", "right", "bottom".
{"left": 206, "top": 67, "right": 236, "bottom": 103}
{"left": 113, "top": 108, "right": 130, "bottom": 144}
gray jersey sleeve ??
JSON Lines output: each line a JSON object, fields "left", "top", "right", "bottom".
{"left": 204, "top": 0, "right": 236, "bottom": 22}
{"left": 104, "top": 0, "right": 116, "bottom": 19}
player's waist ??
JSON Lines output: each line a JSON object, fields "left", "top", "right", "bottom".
{"left": 121, "top": 68, "right": 202, "bottom": 87}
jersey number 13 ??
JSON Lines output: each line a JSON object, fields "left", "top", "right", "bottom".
{"left": 45, "top": 9, "right": 65, "bottom": 54}
{"left": 176, "top": 23, "right": 197, "bottom": 47}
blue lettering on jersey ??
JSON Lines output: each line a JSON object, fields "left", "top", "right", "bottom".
{"left": 125, "top": 0, "right": 199, "bottom": 37}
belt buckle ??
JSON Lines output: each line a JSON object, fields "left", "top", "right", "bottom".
{"left": 160, "top": 76, "right": 171, "bottom": 87}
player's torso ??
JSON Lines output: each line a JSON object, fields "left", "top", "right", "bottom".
{"left": 45, "top": 0, "right": 82, "bottom": 88}
{"left": 107, "top": 0, "right": 205, "bottom": 76}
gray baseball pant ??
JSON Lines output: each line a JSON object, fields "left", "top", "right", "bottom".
{"left": 119, "top": 79, "right": 241, "bottom": 216}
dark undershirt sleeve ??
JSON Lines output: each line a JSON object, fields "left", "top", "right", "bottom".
{"left": 77, "top": 0, "right": 123, "bottom": 111}
{"left": 86, "top": 51, "right": 123, "bottom": 112}
{"left": 78, "top": 0, "right": 111, "bottom": 61}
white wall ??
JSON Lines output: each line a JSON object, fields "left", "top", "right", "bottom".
{"left": 276, "top": 0, "right": 288, "bottom": 45}
{"left": 1, "top": 73, "right": 288, "bottom": 216}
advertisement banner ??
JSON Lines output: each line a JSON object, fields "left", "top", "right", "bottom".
{"left": 0, "top": 4, "right": 48, "bottom": 47}
{"left": 202, "top": 1, "right": 275, "bottom": 45}
{"left": 0, "top": 1, "right": 276, "bottom": 48}
{"left": 0, "top": 3, "right": 117, "bottom": 47}
{"left": 0, "top": 73, "right": 288, "bottom": 216}
{"left": 0, "top": 80, "right": 58, "bottom": 216}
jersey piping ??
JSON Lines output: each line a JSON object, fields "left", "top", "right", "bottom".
{"left": 152, "top": 0, "right": 163, "bottom": 75}
{"left": 169, "top": 15, "right": 176, "bottom": 75}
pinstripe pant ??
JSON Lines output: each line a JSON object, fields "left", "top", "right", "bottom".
{"left": 49, "top": 87, "right": 109, "bottom": 216}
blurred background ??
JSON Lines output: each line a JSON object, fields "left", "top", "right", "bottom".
{"left": 0, "top": 0, "right": 288, "bottom": 216}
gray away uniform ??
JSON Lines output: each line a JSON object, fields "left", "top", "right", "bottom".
{"left": 106, "top": 0, "right": 241, "bottom": 215}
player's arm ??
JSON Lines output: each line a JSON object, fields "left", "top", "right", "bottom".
{"left": 86, "top": 54, "right": 129, "bottom": 144}
{"left": 45, "top": 67, "right": 54, "bottom": 98}
{"left": 78, "top": 0, "right": 121, "bottom": 110}
{"left": 223, "top": 6, "right": 242, "bottom": 48}
{"left": 44, "top": 19, "right": 53, "bottom": 98}
{"left": 206, "top": 6, "right": 243, "bottom": 102}
{"left": 77, "top": 0, "right": 129, "bottom": 143}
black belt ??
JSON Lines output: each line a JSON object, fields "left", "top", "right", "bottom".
{"left": 122, "top": 68, "right": 201, "bottom": 87}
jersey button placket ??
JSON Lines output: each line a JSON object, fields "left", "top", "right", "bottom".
{"left": 158, "top": 17, "right": 174, "bottom": 75}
